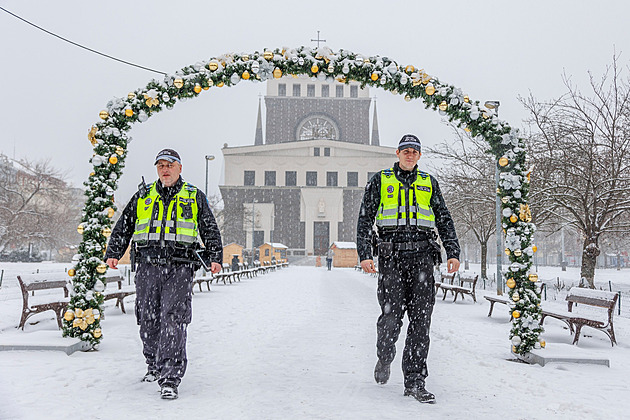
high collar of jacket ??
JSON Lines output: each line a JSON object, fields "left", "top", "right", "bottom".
{"left": 393, "top": 162, "right": 418, "bottom": 186}
{"left": 156, "top": 176, "right": 184, "bottom": 202}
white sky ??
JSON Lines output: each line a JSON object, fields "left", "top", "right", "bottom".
{"left": 1, "top": 0, "right": 629, "bottom": 202}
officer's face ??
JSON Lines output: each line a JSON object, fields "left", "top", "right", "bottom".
{"left": 396, "top": 148, "right": 421, "bottom": 171}
{"left": 156, "top": 159, "right": 182, "bottom": 187}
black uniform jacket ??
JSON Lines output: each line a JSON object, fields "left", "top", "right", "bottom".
{"left": 104, "top": 176, "right": 223, "bottom": 265}
{"left": 356, "top": 162, "right": 460, "bottom": 262}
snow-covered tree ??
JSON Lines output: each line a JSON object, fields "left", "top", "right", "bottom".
{"left": 522, "top": 56, "right": 630, "bottom": 287}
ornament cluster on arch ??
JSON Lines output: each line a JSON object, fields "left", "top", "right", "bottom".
{"left": 65, "top": 46, "right": 542, "bottom": 354}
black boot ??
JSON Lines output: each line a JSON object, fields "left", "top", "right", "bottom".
{"left": 141, "top": 370, "right": 159, "bottom": 383}
{"left": 160, "top": 384, "right": 179, "bottom": 400}
{"left": 404, "top": 386, "right": 436, "bottom": 404}
{"left": 374, "top": 360, "right": 390, "bottom": 384}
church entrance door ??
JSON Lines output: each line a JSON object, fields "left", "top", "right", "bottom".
{"left": 313, "top": 221, "right": 329, "bottom": 256}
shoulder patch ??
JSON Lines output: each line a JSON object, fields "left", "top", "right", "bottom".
{"left": 144, "top": 197, "right": 152, "bottom": 205}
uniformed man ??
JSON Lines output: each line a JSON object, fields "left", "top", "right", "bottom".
{"left": 105, "top": 148, "right": 223, "bottom": 400}
{"left": 356, "top": 134, "right": 460, "bottom": 404}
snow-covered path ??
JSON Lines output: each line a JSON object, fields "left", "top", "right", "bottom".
{"left": 1, "top": 266, "right": 629, "bottom": 419}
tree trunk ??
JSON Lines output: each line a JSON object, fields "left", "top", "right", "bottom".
{"left": 580, "top": 238, "right": 599, "bottom": 289}
{"left": 480, "top": 241, "right": 488, "bottom": 281}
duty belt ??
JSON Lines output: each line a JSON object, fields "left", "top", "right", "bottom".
{"left": 392, "top": 240, "right": 429, "bottom": 251}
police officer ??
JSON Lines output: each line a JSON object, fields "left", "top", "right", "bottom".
{"left": 356, "top": 134, "right": 460, "bottom": 404}
{"left": 105, "top": 148, "right": 223, "bottom": 400}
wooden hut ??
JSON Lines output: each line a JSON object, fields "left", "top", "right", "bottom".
{"left": 258, "top": 242, "right": 288, "bottom": 263}
{"left": 330, "top": 242, "right": 358, "bottom": 268}
{"left": 223, "top": 243, "right": 244, "bottom": 264}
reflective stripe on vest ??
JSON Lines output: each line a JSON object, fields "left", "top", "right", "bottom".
{"left": 375, "top": 168, "right": 435, "bottom": 229}
{"left": 132, "top": 182, "right": 199, "bottom": 246}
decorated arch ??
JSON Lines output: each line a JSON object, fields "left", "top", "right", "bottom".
{"left": 63, "top": 46, "right": 542, "bottom": 355}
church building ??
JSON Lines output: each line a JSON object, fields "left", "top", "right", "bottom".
{"left": 219, "top": 75, "right": 394, "bottom": 257}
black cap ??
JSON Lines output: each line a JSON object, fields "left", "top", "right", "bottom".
{"left": 154, "top": 148, "right": 181, "bottom": 165}
{"left": 397, "top": 134, "right": 421, "bottom": 153}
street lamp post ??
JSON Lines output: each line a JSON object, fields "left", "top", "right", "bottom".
{"left": 251, "top": 200, "right": 257, "bottom": 265}
{"left": 204, "top": 155, "right": 215, "bottom": 197}
{"left": 485, "top": 100, "right": 502, "bottom": 295}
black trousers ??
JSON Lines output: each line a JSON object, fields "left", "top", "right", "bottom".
{"left": 376, "top": 249, "right": 435, "bottom": 389}
{"left": 135, "top": 263, "right": 194, "bottom": 387}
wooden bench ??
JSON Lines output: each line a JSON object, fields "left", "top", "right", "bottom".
{"left": 437, "top": 273, "right": 478, "bottom": 302}
{"left": 485, "top": 294, "right": 512, "bottom": 317}
{"left": 540, "top": 287, "right": 618, "bottom": 346}
{"left": 435, "top": 272, "right": 455, "bottom": 297}
{"left": 17, "top": 274, "right": 70, "bottom": 330}
{"left": 193, "top": 273, "right": 213, "bottom": 293}
{"left": 102, "top": 275, "right": 136, "bottom": 314}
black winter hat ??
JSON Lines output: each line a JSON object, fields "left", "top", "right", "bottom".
{"left": 398, "top": 134, "right": 421, "bottom": 153}
{"left": 154, "top": 148, "right": 181, "bottom": 165}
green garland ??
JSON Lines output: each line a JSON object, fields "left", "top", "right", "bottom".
{"left": 64, "top": 46, "right": 542, "bottom": 354}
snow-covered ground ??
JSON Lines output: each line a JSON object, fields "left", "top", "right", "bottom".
{"left": 1, "top": 263, "right": 629, "bottom": 420}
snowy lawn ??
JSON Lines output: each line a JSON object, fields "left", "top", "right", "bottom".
{"left": 1, "top": 264, "right": 629, "bottom": 419}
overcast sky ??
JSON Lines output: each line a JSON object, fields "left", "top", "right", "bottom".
{"left": 1, "top": 1, "right": 629, "bottom": 202}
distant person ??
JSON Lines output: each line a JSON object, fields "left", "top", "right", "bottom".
{"left": 356, "top": 134, "right": 460, "bottom": 404}
{"left": 326, "top": 248, "right": 334, "bottom": 270}
{"left": 105, "top": 148, "right": 223, "bottom": 400}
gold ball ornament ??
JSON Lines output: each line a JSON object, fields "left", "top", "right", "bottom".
{"left": 127, "top": 92, "right": 136, "bottom": 100}
{"left": 464, "top": 127, "right": 471, "bottom": 132}
{"left": 109, "top": 155, "right": 118, "bottom": 165}
{"left": 404, "top": 95, "right": 411, "bottom": 102}
{"left": 96, "top": 263, "right": 108, "bottom": 274}
{"left": 311, "top": 64, "right": 319, "bottom": 73}
{"left": 405, "top": 65, "right": 415, "bottom": 73}
{"left": 216, "top": 81, "right": 224, "bottom": 87}
{"left": 425, "top": 85, "right": 436, "bottom": 95}
{"left": 107, "top": 207, "right": 115, "bottom": 218}
{"left": 529, "top": 273, "right": 539, "bottom": 282}
{"left": 242, "top": 71, "right": 250, "bottom": 80}
{"left": 540, "top": 340, "right": 546, "bottom": 348}
{"left": 327, "top": 64, "right": 335, "bottom": 73}
{"left": 64, "top": 310, "right": 75, "bottom": 321}
{"left": 173, "top": 78, "right": 184, "bottom": 89}
{"left": 512, "top": 310, "right": 521, "bottom": 319}
{"left": 90, "top": 172, "right": 95, "bottom": 177}
{"left": 263, "top": 51, "right": 274, "bottom": 60}
{"left": 102, "top": 227, "right": 112, "bottom": 237}
{"left": 77, "top": 224, "right": 85, "bottom": 234}
{"left": 115, "top": 146, "right": 124, "bottom": 156}
{"left": 512, "top": 292, "right": 520, "bottom": 302}
{"left": 88, "top": 126, "right": 98, "bottom": 146}
{"left": 124, "top": 108, "right": 134, "bottom": 117}
{"left": 464, "top": 95, "right": 470, "bottom": 103}
{"left": 512, "top": 345, "right": 517, "bottom": 353}
{"left": 272, "top": 68, "right": 282, "bottom": 79}
{"left": 371, "top": 73, "right": 379, "bottom": 81}
{"left": 241, "top": 54, "right": 250, "bottom": 62}
{"left": 506, "top": 278, "right": 516, "bottom": 288}
{"left": 99, "top": 110, "right": 109, "bottom": 120}
{"left": 203, "top": 85, "right": 209, "bottom": 90}
{"left": 499, "top": 157, "right": 509, "bottom": 167}
{"left": 505, "top": 248, "right": 511, "bottom": 256}
{"left": 439, "top": 101, "right": 448, "bottom": 111}
{"left": 68, "top": 268, "right": 76, "bottom": 277}
{"left": 208, "top": 62, "right": 219, "bottom": 71}
{"left": 532, "top": 245, "right": 538, "bottom": 253}
{"left": 501, "top": 196, "right": 510, "bottom": 204}
{"left": 510, "top": 214, "right": 518, "bottom": 223}
{"left": 194, "top": 84, "right": 202, "bottom": 94}
{"left": 513, "top": 249, "right": 522, "bottom": 257}
{"left": 93, "top": 328, "right": 102, "bottom": 338}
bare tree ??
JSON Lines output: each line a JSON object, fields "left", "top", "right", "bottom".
{"left": 428, "top": 128, "right": 496, "bottom": 280}
{"left": 0, "top": 157, "right": 80, "bottom": 256}
{"left": 522, "top": 56, "right": 630, "bottom": 287}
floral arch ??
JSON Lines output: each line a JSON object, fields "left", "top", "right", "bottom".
{"left": 63, "top": 46, "right": 541, "bottom": 355}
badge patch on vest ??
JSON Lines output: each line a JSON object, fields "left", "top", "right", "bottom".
{"left": 387, "top": 185, "right": 394, "bottom": 194}
{"left": 416, "top": 185, "right": 431, "bottom": 192}
{"left": 144, "top": 197, "right": 152, "bottom": 205}
{"left": 179, "top": 198, "right": 195, "bottom": 204}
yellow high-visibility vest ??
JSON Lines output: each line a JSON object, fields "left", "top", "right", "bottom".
{"left": 375, "top": 168, "right": 435, "bottom": 229}
{"left": 133, "top": 182, "right": 199, "bottom": 246}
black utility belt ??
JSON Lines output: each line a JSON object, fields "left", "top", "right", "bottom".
{"left": 390, "top": 241, "right": 429, "bottom": 251}
{"left": 141, "top": 256, "right": 194, "bottom": 266}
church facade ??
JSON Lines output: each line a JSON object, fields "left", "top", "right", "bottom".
{"left": 219, "top": 75, "right": 394, "bottom": 257}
